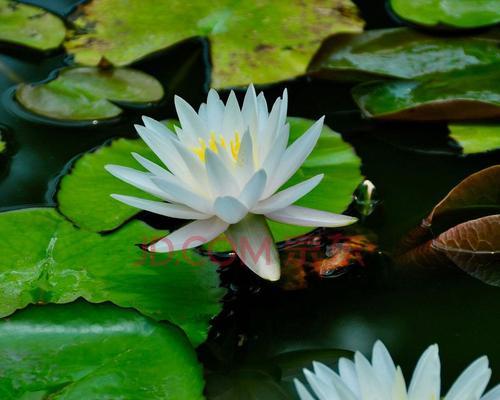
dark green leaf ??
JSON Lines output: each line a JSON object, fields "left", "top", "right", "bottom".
{"left": 390, "top": 0, "right": 500, "bottom": 30}
{"left": 0, "top": 208, "right": 225, "bottom": 345}
{"left": 309, "top": 28, "right": 500, "bottom": 81}
{"left": 0, "top": 302, "right": 205, "bottom": 399}
{"left": 0, "top": 0, "right": 65, "bottom": 51}
{"left": 449, "top": 123, "right": 500, "bottom": 153}
{"left": 352, "top": 64, "right": 500, "bottom": 121}
{"left": 64, "top": 0, "right": 364, "bottom": 88}
{"left": 16, "top": 67, "right": 164, "bottom": 121}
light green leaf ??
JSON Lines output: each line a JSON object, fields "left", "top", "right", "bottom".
{"left": 352, "top": 64, "right": 500, "bottom": 121}
{"left": 0, "top": 208, "right": 224, "bottom": 345}
{"left": 16, "top": 67, "right": 164, "bottom": 121}
{"left": 57, "top": 118, "right": 362, "bottom": 249}
{"left": 390, "top": 0, "right": 500, "bottom": 29}
{"left": 309, "top": 28, "right": 500, "bottom": 81}
{"left": 0, "top": 302, "right": 205, "bottom": 399}
{"left": 0, "top": 0, "right": 65, "bottom": 51}
{"left": 449, "top": 123, "right": 500, "bottom": 154}
{"left": 63, "top": 0, "right": 364, "bottom": 88}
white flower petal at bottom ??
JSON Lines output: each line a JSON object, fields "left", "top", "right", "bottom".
{"left": 266, "top": 205, "right": 357, "bottom": 227}
{"left": 214, "top": 196, "right": 248, "bottom": 224}
{"left": 225, "top": 214, "right": 280, "bottom": 281}
{"left": 148, "top": 216, "right": 229, "bottom": 252}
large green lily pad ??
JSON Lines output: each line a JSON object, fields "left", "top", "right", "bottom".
{"left": 449, "top": 123, "right": 500, "bottom": 154}
{"left": 0, "top": 302, "right": 205, "bottom": 399}
{"left": 0, "top": 0, "right": 65, "bottom": 51}
{"left": 0, "top": 207, "right": 224, "bottom": 346}
{"left": 390, "top": 0, "right": 500, "bottom": 30}
{"left": 309, "top": 28, "right": 500, "bottom": 81}
{"left": 16, "top": 67, "right": 164, "bottom": 121}
{"left": 352, "top": 64, "right": 500, "bottom": 121}
{"left": 64, "top": 0, "right": 364, "bottom": 88}
{"left": 57, "top": 118, "right": 362, "bottom": 246}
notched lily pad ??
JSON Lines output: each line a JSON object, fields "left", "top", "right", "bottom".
{"left": 396, "top": 165, "right": 500, "bottom": 285}
{"left": 0, "top": 302, "right": 205, "bottom": 399}
{"left": 390, "top": 0, "right": 500, "bottom": 30}
{"left": 57, "top": 118, "right": 363, "bottom": 250}
{"left": 352, "top": 64, "right": 500, "bottom": 121}
{"left": 64, "top": 0, "right": 364, "bottom": 88}
{"left": 16, "top": 66, "right": 164, "bottom": 121}
{"left": 0, "top": 207, "right": 225, "bottom": 345}
{"left": 309, "top": 28, "right": 500, "bottom": 81}
{"left": 449, "top": 123, "right": 500, "bottom": 154}
{"left": 0, "top": 0, "right": 65, "bottom": 51}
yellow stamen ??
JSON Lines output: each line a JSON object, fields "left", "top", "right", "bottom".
{"left": 191, "top": 131, "right": 241, "bottom": 163}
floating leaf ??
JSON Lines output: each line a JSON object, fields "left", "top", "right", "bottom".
{"left": 396, "top": 166, "right": 500, "bottom": 285}
{"left": 0, "top": 0, "right": 65, "bottom": 51}
{"left": 57, "top": 118, "right": 363, "bottom": 249}
{"left": 16, "top": 67, "right": 164, "bottom": 121}
{"left": 64, "top": 0, "right": 364, "bottom": 88}
{"left": 390, "top": 0, "right": 500, "bottom": 30}
{"left": 0, "top": 302, "right": 205, "bottom": 399}
{"left": 0, "top": 132, "right": 5, "bottom": 153}
{"left": 0, "top": 208, "right": 225, "bottom": 345}
{"left": 352, "top": 64, "right": 500, "bottom": 121}
{"left": 449, "top": 123, "right": 500, "bottom": 154}
{"left": 309, "top": 28, "right": 500, "bottom": 81}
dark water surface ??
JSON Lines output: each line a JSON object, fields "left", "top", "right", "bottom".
{"left": 0, "top": 0, "right": 499, "bottom": 396}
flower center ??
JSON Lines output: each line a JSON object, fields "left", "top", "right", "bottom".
{"left": 192, "top": 131, "right": 241, "bottom": 162}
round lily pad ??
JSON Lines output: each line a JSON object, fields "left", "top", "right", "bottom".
{"left": 0, "top": 0, "right": 65, "bottom": 51}
{"left": 309, "top": 28, "right": 500, "bottom": 81}
{"left": 0, "top": 207, "right": 225, "bottom": 346}
{"left": 390, "top": 0, "right": 500, "bottom": 30}
{"left": 0, "top": 302, "right": 205, "bottom": 399}
{"left": 352, "top": 64, "right": 500, "bottom": 121}
{"left": 449, "top": 123, "right": 500, "bottom": 154}
{"left": 16, "top": 67, "right": 164, "bottom": 121}
{"left": 64, "top": 0, "right": 364, "bottom": 88}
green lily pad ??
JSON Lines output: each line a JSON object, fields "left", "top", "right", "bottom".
{"left": 64, "top": 0, "right": 364, "bottom": 88}
{"left": 16, "top": 67, "right": 164, "bottom": 121}
{"left": 57, "top": 118, "right": 362, "bottom": 248}
{"left": 390, "top": 0, "right": 500, "bottom": 30}
{"left": 0, "top": 207, "right": 225, "bottom": 346}
{"left": 352, "top": 64, "right": 500, "bottom": 121}
{"left": 0, "top": 302, "right": 205, "bottom": 399}
{"left": 309, "top": 28, "right": 500, "bottom": 82}
{"left": 0, "top": 0, "right": 65, "bottom": 51}
{"left": 0, "top": 133, "right": 5, "bottom": 153}
{"left": 449, "top": 123, "right": 500, "bottom": 154}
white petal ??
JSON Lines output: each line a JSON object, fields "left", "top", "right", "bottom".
{"left": 235, "top": 129, "right": 255, "bottom": 181}
{"left": 445, "top": 356, "right": 491, "bottom": 400}
{"left": 242, "top": 84, "right": 258, "bottom": 135}
{"left": 258, "top": 97, "right": 281, "bottom": 159}
{"left": 142, "top": 116, "right": 176, "bottom": 140}
{"left": 175, "top": 95, "right": 207, "bottom": 141}
{"left": 214, "top": 196, "right": 248, "bottom": 224}
{"left": 278, "top": 89, "right": 288, "bottom": 127}
{"left": 239, "top": 170, "right": 267, "bottom": 209}
{"left": 372, "top": 341, "right": 397, "bottom": 391}
{"left": 152, "top": 177, "right": 212, "bottom": 214}
{"left": 222, "top": 91, "right": 243, "bottom": 138}
{"left": 225, "top": 214, "right": 280, "bottom": 281}
{"left": 131, "top": 152, "right": 173, "bottom": 179}
{"left": 266, "top": 206, "right": 357, "bottom": 227}
{"left": 294, "top": 379, "right": 316, "bottom": 400}
{"left": 263, "top": 116, "right": 324, "bottom": 198}
{"left": 408, "top": 344, "right": 441, "bottom": 400}
{"left": 206, "top": 89, "right": 225, "bottom": 133}
{"left": 481, "top": 384, "right": 500, "bottom": 400}
{"left": 256, "top": 91, "right": 269, "bottom": 134}
{"left": 111, "top": 194, "right": 210, "bottom": 219}
{"left": 148, "top": 216, "right": 228, "bottom": 252}
{"left": 330, "top": 372, "right": 358, "bottom": 400}
{"left": 303, "top": 368, "right": 340, "bottom": 400}
{"left": 205, "top": 149, "right": 239, "bottom": 197}
{"left": 105, "top": 165, "right": 174, "bottom": 201}
{"left": 259, "top": 122, "right": 289, "bottom": 176}
{"left": 392, "top": 367, "right": 409, "bottom": 400}
{"left": 169, "top": 137, "right": 208, "bottom": 187}
{"left": 339, "top": 358, "right": 361, "bottom": 397}
{"left": 354, "top": 351, "right": 385, "bottom": 400}
{"left": 253, "top": 174, "right": 323, "bottom": 214}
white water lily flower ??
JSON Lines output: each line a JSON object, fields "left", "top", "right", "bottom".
{"left": 294, "top": 341, "right": 500, "bottom": 400}
{"left": 105, "top": 85, "right": 357, "bottom": 281}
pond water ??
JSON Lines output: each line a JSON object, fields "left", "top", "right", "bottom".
{"left": 0, "top": 0, "right": 499, "bottom": 397}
